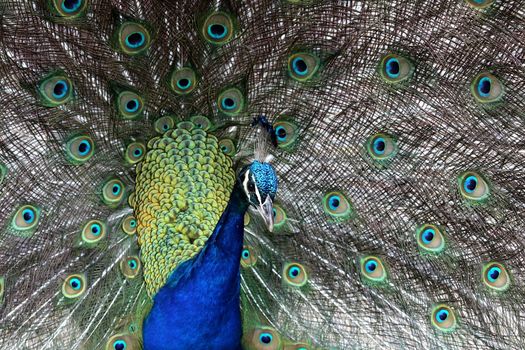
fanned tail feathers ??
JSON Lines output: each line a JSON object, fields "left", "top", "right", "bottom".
{"left": 0, "top": 0, "right": 525, "bottom": 349}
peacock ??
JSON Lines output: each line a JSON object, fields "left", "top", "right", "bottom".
{"left": 0, "top": 0, "right": 524, "bottom": 349}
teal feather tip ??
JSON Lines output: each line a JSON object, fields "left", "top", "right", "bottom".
{"left": 51, "top": 0, "right": 87, "bottom": 18}
{"left": 274, "top": 120, "right": 299, "bottom": 150}
{"left": 66, "top": 135, "right": 95, "bottom": 164}
{"left": 416, "top": 224, "right": 446, "bottom": 254}
{"left": 217, "top": 88, "right": 245, "bottom": 116}
{"left": 272, "top": 204, "right": 287, "bottom": 230}
{"left": 62, "top": 274, "right": 87, "bottom": 299}
{"left": 170, "top": 67, "right": 197, "bottom": 95}
{"left": 202, "top": 12, "right": 235, "bottom": 45}
{"left": 243, "top": 327, "right": 282, "bottom": 350}
{"left": 101, "top": 178, "right": 126, "bottom": 206}
{"left": 470, "top": 72, "right": 504, "bottom": 104}
{"left": 121, "top": 215, "right": 137, "bottom": 235}
{"left": 287, "top": 52, "right": 320, "bottom": 82}
{"left": 482, "top": 262, "right": 511, "bottom": 292}
{"left": 283, "top": 263, "right": 308, "bottom": 287}
{"left": 38, "top": 73, "right": 73, "bottom": 107}
{"left": 125, "top": 142, "right": 146, "bottom": 164}
{"left": 190, "top": 115, "right": 212, "bottom": 131}
{"left": 322, "top": 191, "right": 354, "bottom": 221}
{"left": 81, "top": 220, "right": 106, "bottom": 244}
{"left": 360, "top": 256, "right": 388, "bottom": 284}
{"left": 379, "top": 53, "right": 414, "bottom": 83}
{"left": 120, "top": 256, "right": 141, "bottom": 279}
{"left": 430, "top": 304, "right": 458, "bottom": 332}
{"left": 241, "top": 245, "right": 257, "bottom": 268}
{"left": 11, "top": 205, "right": 40, "bottom": 232}
{"left": 366, "top": 133, "right": 398, "bottom": 162}
{"left": 116, "top": 22, "right": 151, "bottom": 55}
{"left": 458, "top": 171, "right": 490, "bottom": 202}
{"left": 219, "top": 138, "right": 236, "bottom": 156}
{"left": 154, "top": 116, "right": 175, "bottom": 133}
{"left": 117, "top": 91, "right": 144, "bottom": 119}
{"left": 106, "top": 334, "right": 140, "bottom": 350}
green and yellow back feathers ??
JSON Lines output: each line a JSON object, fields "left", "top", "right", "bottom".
{"left": 132, "top": 122, "right": 235, "bottom": 295}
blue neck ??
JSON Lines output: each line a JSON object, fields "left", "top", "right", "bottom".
{"left": 143, "top": 184, "right": 248, "bottom": 350}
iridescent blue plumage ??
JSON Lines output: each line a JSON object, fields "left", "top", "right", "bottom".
{"left": 143, "top": 163, "right": 277, "bottom": 349}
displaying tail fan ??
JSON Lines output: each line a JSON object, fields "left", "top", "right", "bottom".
{"left": 0, "top": 0, "right": 524, "bottom": 349}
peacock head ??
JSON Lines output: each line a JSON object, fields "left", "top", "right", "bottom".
{"left": 239, "top": 160, "right": 278, "bottom": 232}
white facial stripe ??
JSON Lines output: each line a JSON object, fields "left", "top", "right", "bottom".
{"left": 243, "top": 170, "right": 251, "bottom": 199}
{"left": 254, "top": 176, "right": 262, "bottom": 204}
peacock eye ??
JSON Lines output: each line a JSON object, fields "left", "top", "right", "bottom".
{"left": 113, "top": 339, "right": 127, "bottom": 350}
{"left": 288, "top": 53, "right": 320, "bottom": 82}
{"left": 283, "top": 263, "right": 308, "bottom": 287}
{"left": 385, "top": 57, "right": 400, "bottom": 78}
{"left": 53, "top": 80, "right": 68, "bottom": 98}
{"left": 367, "top": 133, "right": 397, "bottom": 160}
{"left": 120, "top": 256, "right": 141, "bottom": 278}
{"left": 12, "top": 205, "right": 40, "bottom": 231}
{"left": 125, "top": 142, "right": 146, "bottom": 164}
{"left": 244, "top": 328, "right": 281, "bottom": 349}
{"left": 70, "top": 278, "right": 81, "bottom": 290}
{"left": 105, "top": 334, "right": 141, "bottom": 350}
{"left": 154, "top": 116, "right": 175, "bottom": 134}
{"left": 218, "top": 138, "right": 236, "bottom": 156}
{"left": 122, "top": 215, "right": 137, "bottom": 235}
{"left": 458, "top": 171, "right": 490, "bottom": 202}
{"left": 471, "top": 72, "right": 503, "bottom": 103}
{"left": 81, "top": 219, "right": 106, "bottom": 244}
{"left": 273, "top": 121, "right": 298, "bottom": 150}
{"left": 217, "top": 88, "right": 244, "bottom": 116}
{"left": 482, "top": 262, "right": 510, "bottom": 292}
{"left": 190, "top": 115, "right": 212, "bottom": 131}
{"left": 62, "top": 274, "right": 86, "bottom": 299}
{"left": 52, "top": 0, "right": 87, "bottom": 17}
{"left": 24, "top": 210, "right": 34, "bottom": 222}
{"left": 431, "top": 305, "right": 457, "bottom": 332}
{"left": 379, "top": 53, "right": 413, "bottom": 83}
{"left": 373, "top": 137, "right": 386, "bottom": 154}
{"left": 117, "top": 91, "right": 144, "bottom": 119}
{"left": 240, "top": 245, "right": 257, "bottom": 267}
{"left": 259, "top": 332, "right": 273, "bottom": 344}
{"left": 248, "top": 182, "right": 255, "bottom": 192}
{"left": 101, "top": 178, "right": 126, "bottom": 207}
{"left": 38, "top": 74, "right": 73, "bottom": 107}
{"left": 202, "top": 12, "right": 234, "bottom": 45}
{"left": 416, "top": 224, "right": 445, "bottom": 254}
{"left": 275, "top": 126, "right": 287, "bottom": 141}
{"left": 272, "top": 204, "right": 287, "bottom": 229}
{"left": 322, "top": 191, "right": 353, "bottom": 220}
{"left": 66, "top": 135, "right": 95, "bottom": 164}
{"left": 360, "top": 256, "right": 387, "bottom": 283}
{"left": 126, "top": 99, "right": 139, "bottom": 112}
{"left": 117, "top": 22, "right": 151, "bottom": 55}
{"left": 465, "top": 0, "right": 494, "bottom": 9}
{"left": 170, "top": 67, "right": 197, "bottom": 95}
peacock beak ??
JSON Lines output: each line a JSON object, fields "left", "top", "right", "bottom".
{"left": 256, "top": 195, "right": 274, "bottom": 232}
